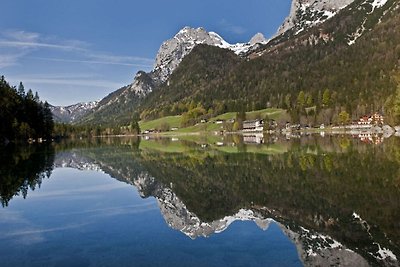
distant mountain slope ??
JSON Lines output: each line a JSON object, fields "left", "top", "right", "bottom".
{"left": 50, "top": 101, "right": 98, "bottom": 123}
{"left": 78, "top": 28, "right": 266, "bottom": 126}
{"left": 77, "top": 72, "right": 152, "bottom": 125}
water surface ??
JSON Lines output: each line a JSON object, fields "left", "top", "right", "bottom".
{"left": 0, "top": 135, "right": 399, "bottom": 266}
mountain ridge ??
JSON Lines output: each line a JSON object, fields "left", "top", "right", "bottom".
{"left": 75, "top": 0, "right": 399, "bottom": 126}
{"left": 50, "top": 101, "right": 98, "bottom": 124}
{"left": 137, "top": 0, "right": 400, "bottom": 123}
{"left": 77, "top": 27, "right": 266, "bottom": 125}
{"left": 276, "top": 0, "right": 355, "bottom": 37}
{"left": 52, "top": 146, "right": 398, "bottom": 266}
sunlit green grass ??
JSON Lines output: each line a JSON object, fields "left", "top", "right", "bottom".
{"left": 138, "top": 108, "right": 286, "bottom": 134}
{"left": 139, "top": 115, "right": 182, "bottom": 131}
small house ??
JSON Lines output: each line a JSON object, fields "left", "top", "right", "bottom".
{"left": 357, "top": 113, "right": 384, "bottom": 126}
{"left": 371, "top": 113, "right": 384, "bottom": 125}
{"left": 243, "top": 119, "right": 264, "bottom": 132}
{"left": 358, "top": 116, "right": 373, "bottom": 125}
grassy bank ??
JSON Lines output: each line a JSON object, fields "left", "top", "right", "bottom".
{"left": 138, "top": 108, "right": 286, "bottom": 133}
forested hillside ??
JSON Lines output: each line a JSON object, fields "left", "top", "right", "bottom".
{"left": 138, "top": 0, "right": 400, "bottom": 125}
{"left": 0, "top": 76, "right": 54, "bottom": 143}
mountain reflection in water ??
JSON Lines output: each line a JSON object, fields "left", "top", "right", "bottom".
{"left": 1, "top": 135, "right": 399, "bottom": 267}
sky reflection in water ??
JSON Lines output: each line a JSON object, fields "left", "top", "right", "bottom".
{"left": 0, "top": 167, "right": 302, "bottom": 267}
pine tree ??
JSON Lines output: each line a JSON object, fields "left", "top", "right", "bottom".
{"left": 322, "top": 89, "right": 330, "bottom": 107}
{"left": 17, "top": 82, "right": 25, "bottom": 97}
{"left": 130, "top": 118, "right": 141, "bottom": 135}
{"left": 297, "top": 91, "right": 306, "bottom": 109}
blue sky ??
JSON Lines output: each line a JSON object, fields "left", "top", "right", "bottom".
{"left": 0, "top": 0, "right": 291, "bottom": 106}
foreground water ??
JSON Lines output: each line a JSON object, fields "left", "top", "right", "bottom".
{"left": 0, "top": 134, "right": 399, "bottom": 267}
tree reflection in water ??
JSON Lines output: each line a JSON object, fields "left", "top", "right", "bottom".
{"left": 1, "top": 135, "right": 399, "bottom": 266}
{"left": 0, "top": 144, "right": 55, "bottom": 207}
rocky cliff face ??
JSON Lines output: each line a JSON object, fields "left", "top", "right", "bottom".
{"left": 77, "top": 27, "right": 267, "bottom": 125}
{"left": 143, "top": 27, "right": 267, "bottom": 90}
{"left": 78, "top": 0, "right": 397, "bottom": 126}
{"left": 276, "top": 0, "right": 355, "bottom": 36}
{"left": 50, "top": 101, "right": 98, "bottom": 123}
{"left": 137, "top": 176, "right": 373, "bottom": 266}
{"left": 54, "top": 149, "right": 399, "bottom": 267}
{"left": 152, "top": 27, "right": 230, "bottom": 84}
{"left": 54, "top": 151, "right": 103, "bottom": 171}
{"left": 122, "top": 71, "right": 155, "bottom": 98}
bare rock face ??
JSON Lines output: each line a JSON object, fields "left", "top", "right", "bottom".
{"left": 152, "top": 184, "right": 374, "bottom": 266}
{"left": 106, "top": 27, "right": 233, "bottom": 104}
{"left": 126, "top": 71, "right": 154, "bottom": 97}
{"left": 249, "top": 33, "right": 267, "bottom": 45}
{"left": 276, "top": 0, "right": 355, "bottom": 36}
{"left": 126, "top": 27, "right": 266, "bottom": 97}
{"left": 50, "top": 101, "right": 98, "bottom": 123}
{"left": 78, "top": 26, "right": 259, "bottom": 124}
{"left": 152, "top": 27, "right": 231, "bottom": 84}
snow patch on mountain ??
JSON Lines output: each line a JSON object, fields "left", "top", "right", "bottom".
{"left": 347, "top": 0, "right": 391, "bottom": 45}
{"left": 54, "top": 151, "right": 104, "bottom": 172}
{"left": 153, "top": 27, "right": 267, "bottom": 83}
{"left": 80, "top": 26, "right": 266, "bottom": 119}
{"left": 371, "top": 0, "right": 389, "bottom": 10}
{"left": 102, "top": 27, "right": 268, "bottom": 107}
{"left": 155, "top": 186, "right": 272, "bottom": 239}
{"left": 51, "top": 101, "right": 98, "bottom": 123}
{"left": 276, "top": 0, "right": 355, "bottom": 37}
{"left": 152, "top": 183, "right": 372, "bottom": 266}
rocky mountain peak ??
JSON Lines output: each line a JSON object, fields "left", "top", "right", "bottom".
{"left": 153, "top": 26, "right": 230, "bottom": 83}
{"left": 50, "top": 101, "right": 99, "bottom": 123}
{"left": 249, "top": 33, "right": 267, "bottom": 45}
{"left": 126, "top": 71, "right": 154, "bottom": 96}
{"left": 276, "top": 0, "right": 355, "bottom": 36}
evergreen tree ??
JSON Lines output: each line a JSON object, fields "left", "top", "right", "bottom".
{"left": 322, "top": 89, "right": 331, "bottom": 108}
{"left": 297, "top": 91, "right": 306, "bottom": 109}
{"left": 130, "top": 118, "right": 141, "bottom": 135}
{"left": 0, "top": 76, "right": 55, "bottom": 143}
{"left": 17, "top": 82, "right": 25, "bottom": 97}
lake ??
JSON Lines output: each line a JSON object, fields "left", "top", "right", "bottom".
{"left": 0, "top": 134, "right": 399, "bottom": 267}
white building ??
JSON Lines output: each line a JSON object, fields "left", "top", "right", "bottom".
{"left": 243, "top": 120, "right": 264, "bottom": 132}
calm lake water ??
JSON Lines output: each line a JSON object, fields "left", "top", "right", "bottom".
{"left": 1, "top": 134, "right": 399, "bottom": 267}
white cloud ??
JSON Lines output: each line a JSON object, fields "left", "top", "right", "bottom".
{"left": 15, "top": 77, "right": 124, "bottom": 90}
{"left": 1, "top": 223, "right": 91, "bottom": 238}
{"left": 4, "top": 30, "right": 40, "bottom": 42}
{"left": 219, "top": 19, "right": 247, "bottom": 35}
{"left": 0, "top": 53, "right": 27, "bottom": 68}
{"left": 0, "top": 30, "right": 86, "bottom": 52}
{"left": 30, "top": 56, "right": 153, "bottom": 68}
{"left": 28, "top": 182, "right": 129, "bottom": 198}
{"left": 0, "top": 40, "right": 86, "bottom": 51}
{"left": 0, "top": 29, "right": 154, "bottom": 69}
{"left": 88, "top": 53, "right": 154, "bottom": 65}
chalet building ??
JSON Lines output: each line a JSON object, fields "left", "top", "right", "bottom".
{"left": 357, "top": 113, "right": 384, "bottom": 126}
{"left": 243, "top": 134, "right": 264, "bottom": 144}
{"left": 243, "top": 119, "right": 264, "bottom": 132}
{"left": 357, "top": 133, "right": 384, "bottom": 145}
{"left": 357, "top": 116, "right": 372, "bottom": 125}
{"left": 371, "top": 113, "right": 384, "bottom": 125}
